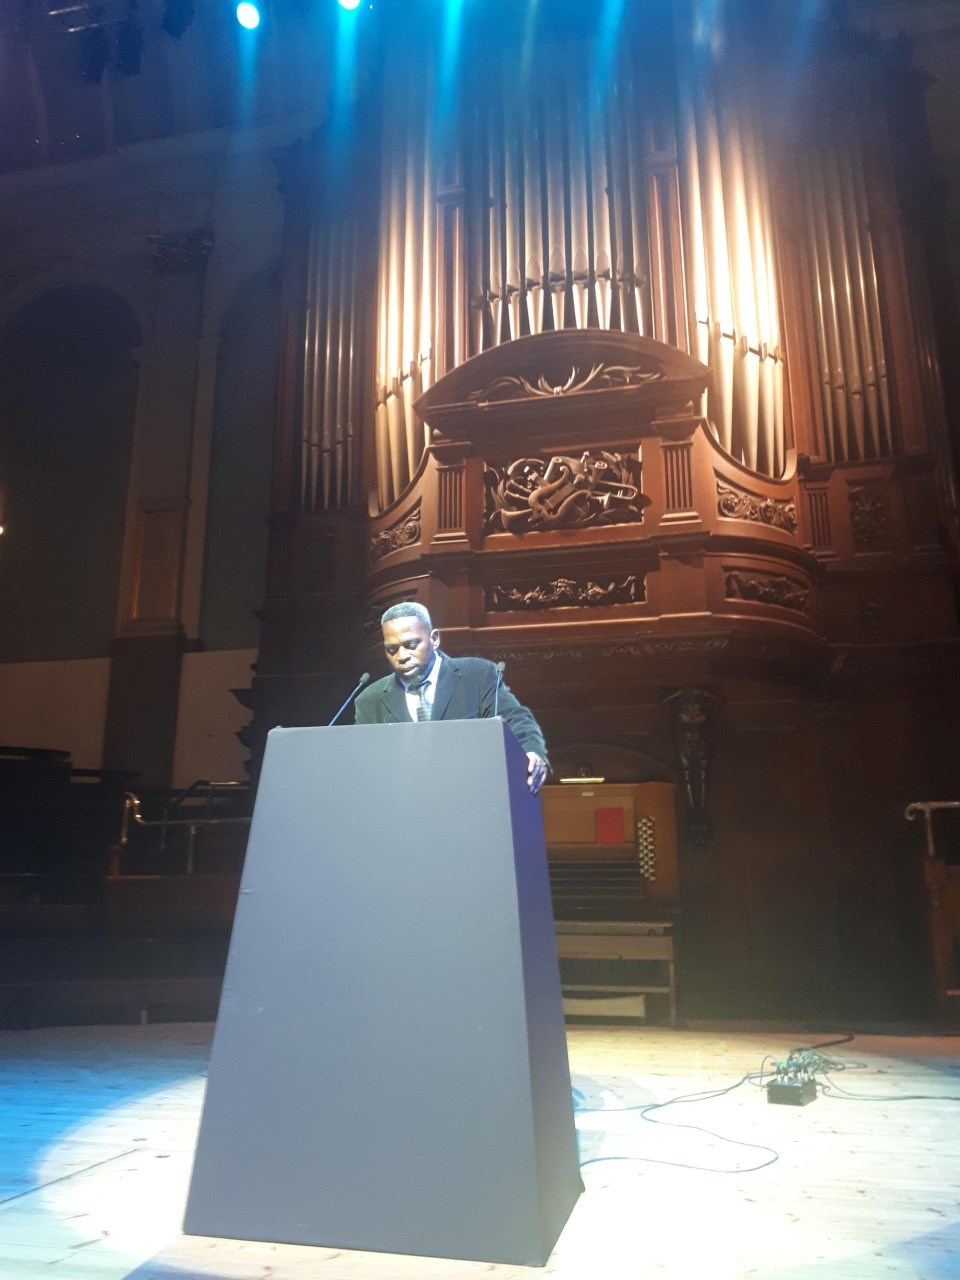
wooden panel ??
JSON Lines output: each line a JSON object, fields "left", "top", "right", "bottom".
{"left": 555, "top": 933, "right": 673, "bottom": 961}
{"left": 542, "top": 787, "right": 635, "bottom": 845}
{"left": 131, "top": 505, "right": 181, "bottom": 622}
{"left": 103, "top": 874, "right": 241, "bottom": 933}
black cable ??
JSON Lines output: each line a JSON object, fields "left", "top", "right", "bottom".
{"left": 755, "top": 1054, "right": 782, "bottom": 1087}
{"left": 819, "top": 1072, "right": 960, "bottom": 1103}
{"left": 761, "top": 1031, "right": 958, "bottom": 1101}
{"left": 577, "top": 1073, "right": 780, "bottom": 1175}
{"left": 782, "top": 1048, "right": 868, "bottom": 1076}
{"left": 805, "top": 1033, "right": 855, "bottom": 1051}
{"left": 577, "top": 1029, "right": 958, "bottom": 1178}
{"left": 580, "top": 1149, "right": 779, "bottom": 1174}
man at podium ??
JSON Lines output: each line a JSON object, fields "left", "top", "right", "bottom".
{"left": 355, "top": 601, "right": 550, "bottom": 793}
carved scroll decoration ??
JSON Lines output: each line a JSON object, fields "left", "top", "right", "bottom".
{"left": 485, "top": 452, "right": 649, "bottom": 533}
{"left": 717, "top": 479, "right": 797, "bottom": 534}
{"left": 725, "top": 571, "right": 809, "bottom": 613}
{"left": 487, "top": 575, "right": 643, "bottom": 612}
{"left": 849, "top": 486, "right": 887, "bottom": 552}
{"left": 470, "top": 362, "right": 663, "bottom": 406}
{"left": 370, "top": 500, "right": 422, "bottom": 561}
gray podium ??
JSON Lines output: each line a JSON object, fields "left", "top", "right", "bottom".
{"left": 183, "top": 718, "right": 582, "bottom": 1266}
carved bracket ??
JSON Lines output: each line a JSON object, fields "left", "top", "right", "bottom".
{"left": 370, "top": 500, "right": 422, "bottom": 562}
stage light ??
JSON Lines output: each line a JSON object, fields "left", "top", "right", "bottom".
{"left": 338, "top": 0, "right": 361, "bottom": 10}
{"left": 236, "top": 1, "right": 260, "bottom": 27}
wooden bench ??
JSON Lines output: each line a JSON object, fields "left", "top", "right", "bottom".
{"left": 555, "top": 919, "right": 677, "bottom": 1025}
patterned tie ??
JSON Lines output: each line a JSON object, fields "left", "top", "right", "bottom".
{"left": 415, "top": 679, "right": 430, "bottom": 722}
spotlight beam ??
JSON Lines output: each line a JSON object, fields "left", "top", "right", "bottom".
{"left": 236, "top": 2, "right": 260, "bottom": 28}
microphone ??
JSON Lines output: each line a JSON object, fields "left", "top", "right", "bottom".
{"left": 328, "top": 672, "right": 371, "bottom": 726}
{"left": 493, "top": 660, "right": 506, "bottom": 719}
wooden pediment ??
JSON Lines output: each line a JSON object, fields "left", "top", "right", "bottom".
{"left": 414, "top": 330, "right": 710, "bottom": 445}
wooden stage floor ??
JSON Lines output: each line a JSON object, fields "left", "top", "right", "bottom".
{"left": 0, "top": 1022, "right": 957, "bottom": 1279}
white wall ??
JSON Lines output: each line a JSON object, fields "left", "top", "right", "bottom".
{"left": 0, "top": 658, "right": 111, "bottom": 767}
{"left": 172, "top": 649, "right": 256, "bottom": 789}
{"left": 0, "top": 649, "right": 255, "bottom": 784}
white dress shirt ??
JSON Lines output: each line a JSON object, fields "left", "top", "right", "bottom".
{"left": 401, "top": 652, "right": 442, "bottom": 722}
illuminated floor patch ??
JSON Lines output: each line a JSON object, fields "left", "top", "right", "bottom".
{"left": 0, "top": 1024, "right": 957, "bottom": 1278}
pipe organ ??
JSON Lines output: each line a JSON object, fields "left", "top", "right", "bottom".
{"left": 254, "top": 0, "right": 960, "bottom": 1021}
{"left": 371, "top": 4, "right": 792, "bottom": 508}
{"left": 279, "top": 4, "right": 954, "bottom": 521}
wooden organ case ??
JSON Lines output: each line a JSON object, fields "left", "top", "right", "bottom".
{"left": 250, "top": 8, "right": 960, "bottom": 1021}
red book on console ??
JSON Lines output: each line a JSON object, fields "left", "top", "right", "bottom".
{"left": 595, "top": 807, "right": 626, "bottom": 844}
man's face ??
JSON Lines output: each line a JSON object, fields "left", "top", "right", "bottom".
{"left": 382, "top": 617, "right": 439, "bottom": 686}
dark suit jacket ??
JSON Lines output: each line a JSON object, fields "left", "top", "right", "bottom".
{"left": 354, "top": 653, "right": 549, "bottom": 764}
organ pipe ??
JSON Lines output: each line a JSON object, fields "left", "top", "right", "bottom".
{"left": 801, "top": 122, "right": 892, "bottom": 463}
{"left": 295, "top": 2, "right": 938, "bottom": 515}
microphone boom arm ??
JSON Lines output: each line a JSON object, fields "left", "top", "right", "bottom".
{"left": 493, "top": 660, "right": 506, "bottom": 719}
{"left": 329, "top": 672, "right": 371, "bottom": 726}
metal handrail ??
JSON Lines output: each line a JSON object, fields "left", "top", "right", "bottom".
{"left": 163, "top": 778, "right": 246, "bottom": 813}
{"left": 118, "top": 784, "right": 251, "bottom": 875}
{"left": 158, "top": 780, "right": 248, "bottom": 856}
{"left": 904, "top": 801, "right": 960, "bottom": 861}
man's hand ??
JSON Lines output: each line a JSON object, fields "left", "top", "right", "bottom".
{"left": 526, "top": 752, "right": 548, "bottom": 795}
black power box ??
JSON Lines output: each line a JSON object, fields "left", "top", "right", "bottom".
{"left": 767, "top": 1079, "right": 817, "bottom": 1106}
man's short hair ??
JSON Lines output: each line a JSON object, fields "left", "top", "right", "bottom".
{"left": 380, "top": 601, "right": 434, "bottom": 629}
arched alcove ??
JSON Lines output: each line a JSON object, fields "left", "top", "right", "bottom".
{"left": 199, "top": 267, "right": 279, "bottom": 651}
{"left": 0, "top": 284, "right": 141, "bottom": 662}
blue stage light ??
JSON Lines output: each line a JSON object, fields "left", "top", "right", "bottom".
{"left": 236, "top": 1, "right": 261, "bottom": 28}
{"left": 338, "top": 0, "right": 361, "bottom": 10}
